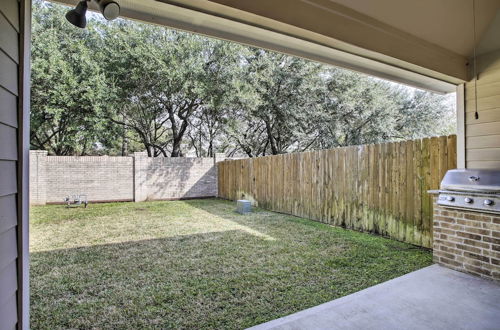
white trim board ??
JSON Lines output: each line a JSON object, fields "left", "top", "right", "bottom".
{"left": 50, "top": 0, "right": 457, "bottom": 94}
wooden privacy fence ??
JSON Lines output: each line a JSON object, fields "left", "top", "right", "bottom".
{"left": 218, "top": 135, "right": 457, "bottom": 248}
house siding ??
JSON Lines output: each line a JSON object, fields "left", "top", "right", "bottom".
{"left": 0, "top": 0, "right": 29, "bottom": 329}
{"left": 465, "top": 49, "right": 500, "bottom": 169}
{"left": 0, "top": 0, "right": 19, "bottom": 327}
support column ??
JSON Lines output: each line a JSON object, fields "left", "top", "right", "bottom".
{"left": 214, "top": 152, "right": 226, "bottom": 164}
{"left": 133, "top": 152, "right": 148, "bottom": 202}
{"left": 214, "top": 153, "right": 226, "bottom": 198}
{"left": 29, "top": 150, "right": 47, "bottom": 205}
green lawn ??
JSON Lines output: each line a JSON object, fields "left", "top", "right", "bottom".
{"left": 30, "top": 199, "right": 432, "bottom": 329}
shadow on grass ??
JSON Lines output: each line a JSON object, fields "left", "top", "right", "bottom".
{"left": 31, "top": 199, "right": 432, "bottom": 330}
{"left": 31, "top": 229, "right": 338, "bottom": 330}
{"left": 182, "top": 198, "right": 427, "bottom": 251}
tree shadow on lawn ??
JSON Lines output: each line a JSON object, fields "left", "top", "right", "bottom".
{"left": 182, "top": 198, "right": 429, "bottom": 253}
{"left": 31, "top": 199, "right": 432, "bottom": 330}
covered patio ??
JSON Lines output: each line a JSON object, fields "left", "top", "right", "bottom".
{"left": 250, "top": 265, "right": 500, "bottom": 330}
{"left": 0, "top": 0, "right": 499, "bottom": 329}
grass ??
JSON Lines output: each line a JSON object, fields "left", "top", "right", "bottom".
{"left": 30, "top": 199, "right": 432, "bottom": 329}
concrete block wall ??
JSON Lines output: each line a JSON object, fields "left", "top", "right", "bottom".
{"left": 214, "top": 153, "right": 227, "bottom": 163}
{"left": 29, "top": 150, "right": 48, "bottom": 205}
{"left": 134, "top": 152, "right": 217, "bottom": 201}
{"left": 41, "top": 155, "right": 134, "bottom": 203}
{"left": 29, "top": 151, "right": 221, "bottom": 204}
{"left": 432, "top": 196, "right": 500, "bottom": 281}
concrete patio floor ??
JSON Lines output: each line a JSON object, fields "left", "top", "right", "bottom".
{"left": 249, "top": 264, "right": 500, "bottom": 330}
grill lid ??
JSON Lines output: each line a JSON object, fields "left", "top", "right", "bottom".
{"left": 440, "top": 169, "right": 500, "bottom": 193}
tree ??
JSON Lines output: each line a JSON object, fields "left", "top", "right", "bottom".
{"left": 315, "top": 69, "right": 455, "bottom": 149}
{"left": 102, "top": 23, "right": 218, "bottom": 157}
{"left": 392, "top": 88, "right": 456, "bottom": 139}
{"left": 315, "top": 69, "right": 399, "bottom": 148}
{"left": 31, "top": 0, "right": 456, "bottom": 157}
{"left": 187, "top": 39, "right": 245, "bottom": 157}
{"left": 31, "top": 1, "right": 118, "bottom": 155}
{"left": 224, "top": 49, "right": 324, "bottom": 157}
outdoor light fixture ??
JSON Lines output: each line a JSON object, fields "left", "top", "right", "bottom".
{"left": 96, "top": 0, "right": 121, "bottom": 21}
{"left": 65, "top": 0, "right": 88, "bottom": 28}
{"left": 65, "top": 0, "right": 120, "bottom": 28}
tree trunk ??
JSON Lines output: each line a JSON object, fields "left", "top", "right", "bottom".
{"left": 121, "top": 128, "right": 128, "bottom": 156}
{"left": 171, "top": 139, "right": 182, "bottom": 157}
{"left": 265, "top": 120, "right": 278, "bottom": 155}
{"left": 208, "top": 140, "right": 213, "bottom": 158}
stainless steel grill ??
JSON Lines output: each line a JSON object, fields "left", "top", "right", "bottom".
{"left": 438, "top": 169, "right": 500, "bottom": 214}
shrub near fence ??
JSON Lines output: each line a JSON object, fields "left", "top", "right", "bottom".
{"left": 218, "top": 135, "right": 457, "bottom": 248}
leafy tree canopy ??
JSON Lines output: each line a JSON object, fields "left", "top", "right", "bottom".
{"left": 31, "top": 0, "right": 456, "bottom": 156}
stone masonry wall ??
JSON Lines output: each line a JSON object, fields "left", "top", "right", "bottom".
{"left": 432, "top": 196, "right": 500, "bottom": 281}
{"left": 30, "top": 151, "right": 224, "bottom": 205}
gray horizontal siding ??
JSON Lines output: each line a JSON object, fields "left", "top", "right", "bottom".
{"left": 0, "top": 0, "right": 19, "bottom": 32}
{"left": 0, "top": 123, "right": 17, "bottom": 160}
{"left": 0, "top": 13, "right": 18, "bottom": 62}
{"left": 0, "top": 228, "right": 17, "bottom": 273}
{"left": 0, "top": 51, "right": 18, "bottom": 96}
{"left": 0, "top": 293, "right": 17, "bottom": 330}
{"left": 0, "top": 161, "right": 16, "bottom": 197}
{"left": 0, "top": 87, "right": 17, "bottom": 128}
{"left": 0, "top": 0, "right": 20, "bottom": 328}
{"left": 0, "top": 261, "right": 17, "bottom": 307}
{"left": 0, "top": 195, "right": 16, "bottom": 234}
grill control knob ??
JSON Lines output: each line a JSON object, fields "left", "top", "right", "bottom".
{"left": 464, "top": 197, "right": 473, "bottom": 204}
{"left": 446, "top": 196, "right": 455, "bottom": 202}
{"left": 484, "top": 199, "right": 494, "bottom": 206}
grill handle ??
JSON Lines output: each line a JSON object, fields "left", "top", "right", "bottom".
{"left": 468, "top": 176, "right": 480, "bottom": 182}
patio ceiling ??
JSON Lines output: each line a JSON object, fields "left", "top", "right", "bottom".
{"left": 50, "top": 0, "right": 500, "bottom": 93}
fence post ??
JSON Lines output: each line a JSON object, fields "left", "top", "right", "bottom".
{"left": 214, "top": 153, "right": 226, "bottom": 164}
{"left": 29, "top": 150, "right": 48, "bottom": 205}
{"left": 133, "top": 152, "right": 148, "bottom": 202}
{"left": 216, "top": 135, "right": 456, "bottom": 248}
{"left": 214, "top": 153, "right": 226, "bottom": 198}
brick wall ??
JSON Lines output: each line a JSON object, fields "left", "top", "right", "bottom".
{"left": 133, "top": 152, "right": 217, "bottom": 201}
{"left": 42, "top": 155, "right": 134, "bottom": 203}
{"left": 30, "top": 151, "right": 223, "bottom": 205}
{"left": 29, "top": 150, "right": 48, "bottom": 205}
{"left": 432, "top": 196, "right": 500, "bottom": 281}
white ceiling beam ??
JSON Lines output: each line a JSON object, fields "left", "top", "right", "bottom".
{"left": 50, "top": 0, "right": 459, "bottom": 93}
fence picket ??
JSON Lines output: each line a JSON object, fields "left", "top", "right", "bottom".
{"left": 218, "top": 135, "right": 456, "bottom": 248}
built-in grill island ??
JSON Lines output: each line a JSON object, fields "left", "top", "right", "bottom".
{"left": 430, "top": 169, "right": 500, "bottom": 281}
{"left": 438, "top": 169, "right": 500, "bottom": 214}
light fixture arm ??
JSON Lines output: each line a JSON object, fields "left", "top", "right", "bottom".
{"left": 472, "top": 0, "right": 479, "bottom": 120}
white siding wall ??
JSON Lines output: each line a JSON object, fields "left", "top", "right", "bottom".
{"left": 465, "top": 49, "right": 500, "bottom": 169}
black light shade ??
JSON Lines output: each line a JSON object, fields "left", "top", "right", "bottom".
{"left": 65, "top": 0, "right": 88, "bottom": 28}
